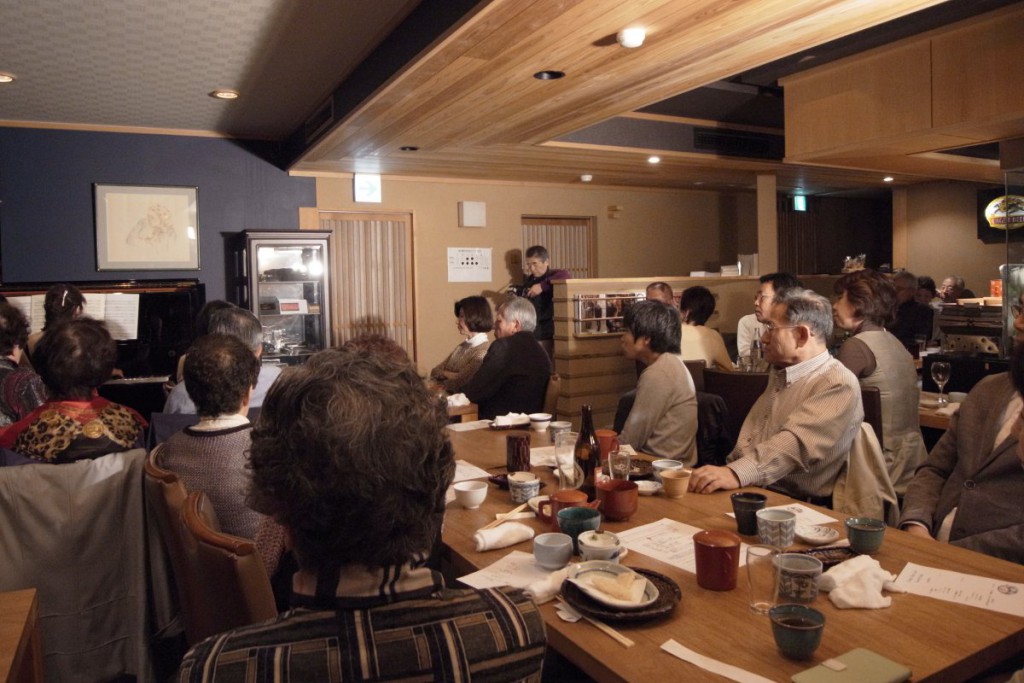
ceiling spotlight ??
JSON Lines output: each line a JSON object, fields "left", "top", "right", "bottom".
{"left": 617, "top": 27, "right": 646, "bottom": 48}
{"left": 399, "top": 146, "right": 419, "bottom": 152}
{"left": 648, "top": 156, "right": 661, "bottom": 164}
{"left": 580, "top": 174, "right": 593, "bottom": 183}
{"left": 209, "top": 89, "right": 240, "bottom": 100}
{"left": 0, "top": 73, "right": 15, "bottom": 84}
{"left": 883, "top": 176, "right": 894, "bottom": 182}
{"left": 533, "top": 70, "right": 565, "bottom": 80}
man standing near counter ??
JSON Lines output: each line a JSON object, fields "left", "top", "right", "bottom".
{"left": 736, "top": 272, "right": 802, "bottom": 361}
{"left": 523, "top": 245, "right": 570, "bottom": 358}
{"left": 690, "top": 289, "right": 862, "bottom": 501}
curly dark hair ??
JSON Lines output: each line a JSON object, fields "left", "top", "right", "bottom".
{"left": 680, "top": 286, "right": 716, "bottom": 326}
{"left": 834, "top": 269, "right": 896, "bottom": 327}
{"left": 183, "top": 333, "right": 260, "bottom": 417}
{"left": 454, "top": 296, "right": 493, "bottom": 334}
{"left": 623, "top": 300, "right": 681, "bottom": 354}
{"left": 35, "top": 318, "right": 116, "bottom": 399}
{"left": 248, "top": 346, "right": 454, "bottom": 571}
{"left": 0, "top": 303, "right": 30, "bottom": 357}
{"left": 42, "top": 283, "right": 85, "bottom": 331}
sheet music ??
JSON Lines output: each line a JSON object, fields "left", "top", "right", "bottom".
{"left": 6, "top": 296, "right": 37, "bottom": 333}
{"left": 82, "top": 295, "right": 105, "bottom": 321}
{"left": 102, "top": 293, "right": 140, "bottom": 340}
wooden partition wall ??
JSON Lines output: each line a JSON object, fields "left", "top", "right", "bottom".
{"left": 550, "top": 275, "right": 840, "bottom": 429}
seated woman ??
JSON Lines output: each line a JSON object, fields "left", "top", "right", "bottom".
{"left": 679, "top": 286, "right": 734, "bottom": 371}
{"left": 429, "top": 296, "right": 492, "bottom": 393}
{"left": 26, "top": 283, "right": 85, "bottom": 362}
{"left": 618, "top": 301, "right": 698, "bottom": 465}
{"left": 833, "top": 269, "right": 926, "bottom": 496}
{"left": 0, "top": 318, "right": 146, "bottom": 463}
{"left": 0, "top": 303, "right": 48, "bottom": 427}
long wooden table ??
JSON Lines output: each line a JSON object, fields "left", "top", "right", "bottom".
{"left": 442, "top": 427, "right": 1024, "bottom": 683}
{"left": 0, "top": 589, "right": 43, "bottom": 683}
{"left": 918, "top": 391, "right": 953, "bottom": 432}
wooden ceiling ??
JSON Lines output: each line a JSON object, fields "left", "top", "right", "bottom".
{"left": 291, "top": 0, "right": 994, "bottom": 194}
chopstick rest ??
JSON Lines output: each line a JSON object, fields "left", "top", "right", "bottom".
{"left": 474, "top": 522, "right": 534, "bottom": 551}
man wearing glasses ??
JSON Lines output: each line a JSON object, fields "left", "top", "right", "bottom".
{"left": 689, "top": 288, "right": 862, "bottom": 502}
{"left": 522, "top": 245, "right": 570, "bottom": 358}
{"left": 736, "top": 272, "right": 802, "bottom": 364}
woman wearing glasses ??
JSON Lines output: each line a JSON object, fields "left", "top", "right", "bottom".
{"left": 833, "top": 269, "right": 926, "bottom": 496}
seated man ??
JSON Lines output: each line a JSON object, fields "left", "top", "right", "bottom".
{"left": 645, "top": 281, "right": 675, "bottom": 306}
{"left": 156, "top": 333, "right": 264, "bottom": 540}
{"left": 689, "top": 289, "right": 862, "bottom": 502}
{"left": 898, "top": 342, "right": 1024, "bottom": 564}
{"left": 164, "top": 307, "right": 281, "bottom": 414}
{"left": 888, "top": 270, "right": 933, "bottom": 349}
{"left": 736, "top": 272, "right": 802, "bottom": 361}
{"left": 937, "top": 275, "right": 975, "bottom": 302}
{"left": 619, "top": 301, "right": 698, "bottom": 464}
{"left": 177, "top": 346, "right": 546, "bottom": 682}
{"left": 463, "top": 296, "right": 551, "bottom": 420}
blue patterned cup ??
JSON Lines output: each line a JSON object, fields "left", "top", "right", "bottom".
{"left": 756, "top": 508, "right": 796, "bottom": 547}
{"left": 775, "top": 553, "right": 823, "bottom": 603}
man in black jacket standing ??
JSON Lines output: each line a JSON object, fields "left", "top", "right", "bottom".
{"left": 523, "top": 245, "right": 570, "bottom": 358}
{"left": 463, "top": 296, "right": 551, "bottom": 420}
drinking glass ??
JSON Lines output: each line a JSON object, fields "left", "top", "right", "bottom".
{"left": 931, "top": 361, "right": 951, "bottom": 407}
{"left": 608, "top": 446, "right": 631, "bottom": 480}
{"left": 747, "top": 544, "right": 780, "bottom": 615}
{"left": 554, "top": 431, "right": 581, "bottom": 490}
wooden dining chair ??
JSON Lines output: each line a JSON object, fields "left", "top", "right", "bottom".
{"left": 860, "top": 386, "right": 883, "bottom": 446}
{"left": 702, "top": 368, "right": 770, "bottom": 447}
{"left": 143, "top": 447, "right": 191, "bottom": 629}
{"left": 177, "top": 491, "right": 277, "bottom": 644}
{"left": 543, "top": 373, "right": 561, "bottom": 417}
{"left": 683, "top": 359, "right": 706, "bottom": 392}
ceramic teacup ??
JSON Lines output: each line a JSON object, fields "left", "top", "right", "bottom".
{"left": 534, "top": 532, "right": 573, "bottom": 570}
{"left": 651, "top": 459, "right": 683, "bottom": 482}
{"left": 660, "top": 468, "right": 692, "bottom": 498}
{"left": 845, "top": 517, "right": 886, "bottom": 554}
{"left": 775, "top": 553, "right": 823, "bottom": 603}
{"left": 757, "top": 508, "right": 796, "bottom": 547}
{"left": 557, "top": 506, "right": 601, "bottom": 552}
{"left": 577, "top": 530, "right": 623, "bottom": 562}
{"left": 595, "top": 478, "right": 638, "bottom": 521}
{"left": 508, "top": 471, "right": 540, "bottom": 504}
{"left": 537, "top": 489, "right": 598, "bottom": 531}
{"left": 453, "top": 480, "right": 488, "bottom": 509}
{"left": 769, "top": 604, "right": 825, "bottom": 659}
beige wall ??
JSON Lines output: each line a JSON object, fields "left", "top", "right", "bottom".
{"left": 903, "top": 180, "right": 1006, "bottom": 294}
{"left": 315, "top": 176, "right": 756, "bottom": 372}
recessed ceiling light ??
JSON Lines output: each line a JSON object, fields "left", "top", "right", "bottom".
{"left": 580, "top": 174, "right": 593, "bottom": 183}
{"left": 533, "top": 70, "right": 565, "bottom": 80}
{"left": 883, "top": 176, "right": 894, "bottom": 182}
{"left": 209, "top": 89, "right": 240, "bottom": 100}
{"left": 648, "top": 156, "right": 661, "bottom": 164}
{"left": 617, "top": 27, "right": 646, "bottom": 48}
{"left": 399, "top": 146, "right": 419, "bottom": 152}
{"left": 0, "top": 73, "right": 15, "bottom": 84}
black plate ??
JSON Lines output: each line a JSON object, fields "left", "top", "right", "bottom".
{"left": 628, "top": 460, "right": 654, "bottom": 480}
{"left": 489, "top": 421, "right": 530, "bottom": 431}
{"left": 794, "top": 546, "right": 857, "bottom": 569}
{"left": 561, "top": 567, "right": 681, "bottom": 623}
{"left": 487, "top": 474, "right": 546, "bottom": 491}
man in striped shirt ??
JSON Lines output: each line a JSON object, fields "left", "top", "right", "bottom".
{"left": 689, "top": 289, "right": 862, "bottom": 502}
{"left": 178, "top": 342, "right": 546, "bottom": 682}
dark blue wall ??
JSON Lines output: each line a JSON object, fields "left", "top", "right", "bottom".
{"left": 0, "top": 127, "right": 315, "bottom": 300}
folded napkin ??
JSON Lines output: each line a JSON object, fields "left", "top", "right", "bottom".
{"left": 525, "top": 567, "right": 569, "bottom": 604}
{"left": 447, "top": 393, "right": 469, "bottom": 407}
{"left": 935, "top": 403, "right": 961, "bottom": 417}
{"left": 819, "top": 556, "right": 905, "bottom": 609}
{"left": 493, "top": 412, "right": 529, "bottom": 426}
{"left": 474, "top": 522, "right": 534, "bottom": 552}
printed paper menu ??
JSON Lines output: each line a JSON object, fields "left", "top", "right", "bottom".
{"left": 616, "top": 518, "right": 748, "bottom": 574}
{"left": 894, "top": 562, "right": 1024, "bottom": 618}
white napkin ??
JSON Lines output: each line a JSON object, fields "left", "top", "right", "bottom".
{"left": 474, "top": 522, "right": 535, "bottom": 552}
{"left": 935, "top": 403, "right": 961, "bottom": 417}
{"left": 525, "top": 567, "right": 568, "bottom": 604}
{"left": 818, "top": 556, "right": 905, "bottom": 609}
{"left": 447, "top": 393, "right": 469, "bottom": 407}
{"left": 493, "top": 412, "right": 529, "bottom": 426}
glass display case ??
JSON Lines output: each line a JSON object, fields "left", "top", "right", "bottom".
{"left": 230, "top": 231, "right": 331, "bottom": 364}
{"left": 572, "top": 292, "right": 645, "bottom": 336}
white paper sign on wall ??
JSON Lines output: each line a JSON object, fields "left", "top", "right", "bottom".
{"left": 447, "top": 247, "right": 492, "bottom": 282}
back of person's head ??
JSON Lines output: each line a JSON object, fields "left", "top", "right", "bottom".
{"left": 680, "top": 286, "right": 716, "bottom": 325}
{"left": 623, "top": 301, "right": 681, "bottom": 354}
{"left": 43, "top": 283, "right": 85, "bottom": 330}
{"left": 834, "top": 269, "right": 896, "bottom": 327}
{"left": 341, "top": 335, "right": 411, "bottom": 364}
{"left": 35, "top": 318, "right": 116, "bottom": 400}
{"left": 0, "top": 303, "right": 30, "bottom": 357}
{"left": 760, "top": 272, "right": 803, "bottom": 293}
{"left": 892, "top": 270, "right": 917, "bottom": 289}
{"left": 455, "top": 296, "right": 493, "bottom": 333}
{"left": 917, "top": 275, "right": 937, "bottom": 295}
{"left": 645, "top": 282, "right": 675, "bottom": 306}
{"left": 248, "top": 346, "right": 454, "bottom": 571}
{"left": 524, "top": 245, "right": 550, "bottom": 262}
{"left": 776, "top": 288, "right": 833, "bottom": 341}
{"left": 208, "top": 307, "right": 262, "bottom": 352}
{"left": 498, "top": 296, "right": 538, "bottom": 333}
{"left": 195, "top": 300, "right": 236, "bottom": 337}
{"left": 184, "top": 333, "right": 260, "bottom": 417}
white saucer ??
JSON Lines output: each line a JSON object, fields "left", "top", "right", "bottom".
{"left": 636, "top": 480, "right": 663, "bottom": 496}
{"left": 919, "top": 398, "right": 939, "bottom": 409}
{"left": 795, "top": 525, "right": 841, "bottom": 546}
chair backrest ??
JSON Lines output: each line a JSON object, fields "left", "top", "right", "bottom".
{"left": 143, "top": 446, "right": 191, "bottom": 624}
{"left": 178, "top": 491, "right": 277, "bottom": 643}
{"left": 683, "top": 359, "right": 706, "bottom": 393}
{"left": 543, "top": 373, "right": 561, "bottom": 417}
{"left": 702, "top": 368, "right": 770, "bottom": 446}
{"left": 860, "top": 386, "right": 883, "bottom": 446}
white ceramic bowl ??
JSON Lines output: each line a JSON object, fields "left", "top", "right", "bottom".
{"left": 651, "top": 458, "right": 683, "bottom": 482}
{"left": 453, "top": 480, "right": 488, "bottom": 509}
{"left": 529, "top": 412, "right": 552, "bottom": 431}
{"left": 636, "top": 480, "right": 663, "bottom": 496}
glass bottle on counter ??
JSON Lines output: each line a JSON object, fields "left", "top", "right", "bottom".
{"left": 574, "top": 404, "right": 600, "bottom": 497}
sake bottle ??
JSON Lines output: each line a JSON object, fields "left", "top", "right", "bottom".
{"left": 574, "top": 404, "right": 600, "bottom": 497}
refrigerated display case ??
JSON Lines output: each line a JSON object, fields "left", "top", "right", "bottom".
{"left": 230, "top": 231, "right": 331, "bottom": 365}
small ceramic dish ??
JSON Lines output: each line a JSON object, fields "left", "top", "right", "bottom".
{"left": 636, "top": 480, "right": 663, "bottom": 496}
{"left": 919, "top": 398, "right": 940, "bottom": 409}
{"left": 527, "top": 494, "right": 549, "bottom": 514}
{"left": 567, "top": 561, "right": 658, "bottom": 610}
{"left": 795, "top": 525, "right": 841, "bottom": 546}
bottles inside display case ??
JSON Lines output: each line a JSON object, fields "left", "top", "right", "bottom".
{"left": 231, "top": 231, "right": 332, "bottom": 365}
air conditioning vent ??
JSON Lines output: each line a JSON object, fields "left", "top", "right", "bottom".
{"left": 693, "top": 127, "right": 783, "bottom": 160}
{"left": 304, "top": 99, "right": 334, "bottom": 145}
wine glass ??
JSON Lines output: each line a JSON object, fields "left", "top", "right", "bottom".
{"left": 931, "top": 361, "right": 952, "bottom": 407}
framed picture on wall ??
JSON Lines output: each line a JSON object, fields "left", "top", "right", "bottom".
{"left": 94, "top": 184, "right": 199, "bottom": 270}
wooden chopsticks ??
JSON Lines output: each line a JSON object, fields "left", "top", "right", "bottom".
{"left": 557, "top": 599, "right": 635, "bottom": 648}
{"left": 480, "top": 502, "right": 530, "bottom": 531}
